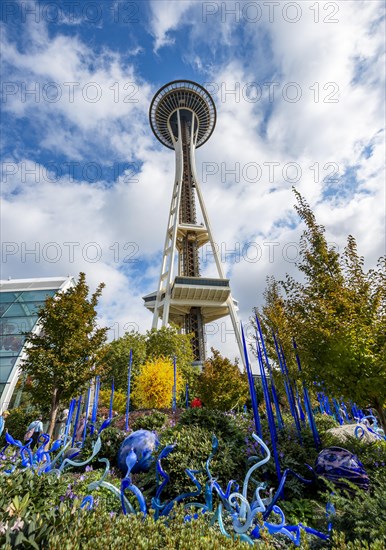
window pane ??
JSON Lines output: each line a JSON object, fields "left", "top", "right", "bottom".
{"left": 0, "top": 335, "right": 25, "bottom": 354}
{"left": 16, "top": 290, "right": 56, "bottom": 302}
{"left": 0, "top": 316, "right": 38, "bottom": 335}
{"left": 0, "top": 292, "right": 21, "bottom": 303}
{"left": 0, "top": 356, "right": 17, "bottom": 383}
{"left": 1, "top": 301, "right": 45, "bottom": 317}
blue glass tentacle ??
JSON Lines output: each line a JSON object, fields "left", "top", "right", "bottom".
{"left": 263, "top": 465, "right": 315, "bottom": 519}
{"left": 58, "top": 436, "right": 102, "bottom": 472}
{"left": 120, "top": 449, "right": 147, "bottom": 516}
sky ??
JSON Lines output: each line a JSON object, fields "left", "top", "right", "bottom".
{"left": 1, "top": 0, "right": 385, "bottom": 368}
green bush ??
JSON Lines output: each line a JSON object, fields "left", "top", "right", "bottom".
{"left": 81, "top": 426, "right": 126, "bottom": 469}
{"left": 314, "top": 413, "right": 339, "bottom": 435}
{"left": 44, "top": 505, "right": 259, "bottom": 549}
{"left": 0, "top": 464, "right": 280, "bottom": 549}
{"left": 140, "top": 424, "right": 247, "bottom": 501}
{"left": 0, "top": 464, "right": 129, "bottom": 548}
{"left": 0, "top": 467, "right": 72, "bottom": 548}
{"left": 130, "top": 410, "right": 168, "bottom": 432}
{"left": 280, "top": 497, "right": 325, "bottom": 527}
{"left": 330, "top": 531, "right": 386, "bottom": 549}
{"left": 179, "top": 408, "right": 248, "bottom": 444}
{"left": 195, "top": 349, "right": 249, "bottom": 411}
{"left": 328, "top": 469, "right": 386, "bottom": 544}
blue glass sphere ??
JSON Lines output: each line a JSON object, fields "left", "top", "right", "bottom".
{"left": 315, "top": 446, "right": 369, "bottom": 490}
{"left": 117, "top": 429, "right": 159, "bottom": 475}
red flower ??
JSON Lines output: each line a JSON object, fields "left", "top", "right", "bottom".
{"left": 191, "top": 397, "right": 202, "bottom": 408}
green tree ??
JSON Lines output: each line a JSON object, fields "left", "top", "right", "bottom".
{"left": 99, "top": 331, "right": 146, "bottom": 390}
{"left": 21, "top": 273, "right": 108, "bottom": 439}
{"left": 145, "top": 325, "right": 196, "bottom": 385}
{"left": 258, "top": 190, "right": 386, "bottom": 431}
{"left": 197, "top": 349, "right": 249, "bottom": 411}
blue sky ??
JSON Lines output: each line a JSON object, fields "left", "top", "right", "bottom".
{"left": 1, "top": 0, "right": 385, "bottom": 364}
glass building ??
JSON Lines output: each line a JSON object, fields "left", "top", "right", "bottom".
{"left": 0, "top": 277, "right": 75, "bottom": 412}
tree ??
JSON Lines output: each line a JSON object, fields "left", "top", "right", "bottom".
{"left": 145, "top": 325, "right": 196, "bottom": 386}
{"left": 21, "top": 273, "right": 108, "bottom": 439}
{"left": 131, "top": 357, "right": 183, "bottom": 409}
{"left": 98, "top": 325, "right": 196, "bottom": 390}
{"left": 258, "top": 190, "right": 386, "bottom": 431}
{"left": 197, "top": 349, "right": 249, "bottom": 411}
{"left": 99, "top": 331, "right": 147, "bottom": 390}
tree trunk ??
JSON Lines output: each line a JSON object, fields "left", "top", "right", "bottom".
{"left": 373, "top": 399, "right": 386, "bottom": 435}
{"left": 47, "top": 387, "right": 60, "bottom": 444}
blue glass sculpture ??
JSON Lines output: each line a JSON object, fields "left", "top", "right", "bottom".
{"left": 117, "top": 429, "right": 159, "bottom": 475}
{"left": 315, "top": 446, "right": 369, "bottom": 490}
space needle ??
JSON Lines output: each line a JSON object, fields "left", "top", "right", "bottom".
{"left": 143, "top": 80, "right": 244, "bottom": 366}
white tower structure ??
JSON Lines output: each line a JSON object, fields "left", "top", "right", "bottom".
{"left": 143, "top": 80, "right": 244, "bottom": 366}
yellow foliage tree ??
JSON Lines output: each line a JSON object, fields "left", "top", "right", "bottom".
{"left": 131, "top": 357, "right": 183, "bottom": 409}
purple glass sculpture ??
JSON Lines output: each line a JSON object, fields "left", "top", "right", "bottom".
{"left": 315, "top": 446, "right": 369, "bottom": 490}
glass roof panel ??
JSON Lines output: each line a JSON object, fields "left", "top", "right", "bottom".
{"left": 0, "top": 277, "right": 73, "bottom": 409}
{"left": 1, "top": 301, "right": 46, "bottom": 318}
{"left": 0, "top": 292, "right": 22, "bottom": 303}
{"left": 0, "top": 362, "right": 17, "bottom": 383}
{"left": 15, "top": 290, "right": 56, "bottom": 302}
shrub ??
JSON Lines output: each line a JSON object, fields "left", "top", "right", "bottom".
{"left": 277, "top": 427, "right": 319, "bottom": 480}
{"left": 140, "top": 424, "right": 248, "bottom": 500}
{"left": 131, "top": 357, "right": 183, "bottom": 409}
{"left": 0, "top": 467, "right": 134, "bottom": 548}
{"left": 328, "top": 469, "right": 386, "bottom": 544}
{"left": 98, "top": 389, "right": 127, "bottom": 415}
{"left": 130, "top": 411, "right": 168, "bottom": 432}
{"left": 81, "top": 426, "right": 126, "bottom": 469}
{"left": 330, "top": 531, "right": 386, "bottom": 549}
{"left": 196, "top": 349, "right": 249, "bottom": 411}
{"left": 314, "top": 412, "right": 340, "bottom": 435}
{"left": 0, "top": 466, "right": 279, "bottom": 549}
{"left": 179, "top": 407, "right": 248, "bottom": 444}
{"left": 46, "top": 505, "right": 257, "bottom": 549}
{"left": 0, "top": 467, "right": 72, "bottom": 548}
{"left": 280, "top": 497, "right": 324, "bottom": 527}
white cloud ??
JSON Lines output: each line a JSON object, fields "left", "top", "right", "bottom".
{"left": 1, "top": 20, "right": 152, "bottom": 163}
{"left": 1, "top": 159, "right": 164, "bottom": 341}
{"left": 148, "top": 0, "right": 197, "bottom": 51}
